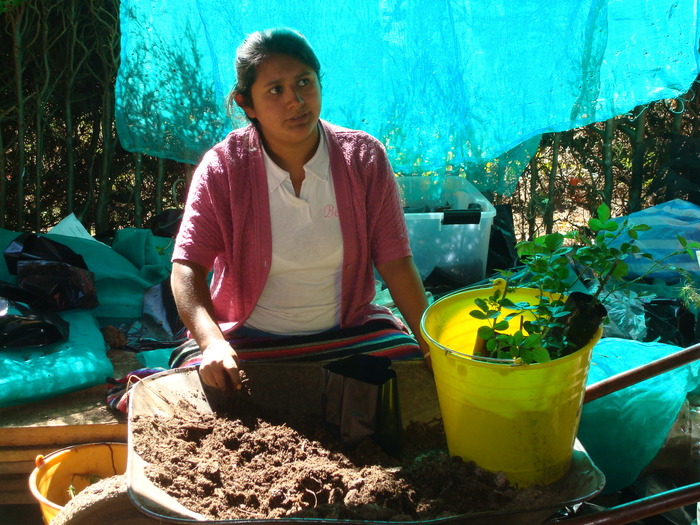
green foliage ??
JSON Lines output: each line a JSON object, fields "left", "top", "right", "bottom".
{"left": 0, "top": 0, "right": 25, "bottom": 14}
{"left": 470, "top": 202, "right": 700, "bottom": 364}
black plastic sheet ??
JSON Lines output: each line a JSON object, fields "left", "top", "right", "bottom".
{"left": 3, "top": 233, "right": 97, "bottom": 311}
{"left": 0, "top": 298, "right": 69, "bottom": 348}
{"left": 322, "top": 354, "right": 402, "bottom": 457}
{"left": 4, "top": 232, "right": 88, "bottom": 274}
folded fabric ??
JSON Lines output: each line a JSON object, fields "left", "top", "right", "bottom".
{"left": 106, "top": 367, "right": 166, "bottom": 413}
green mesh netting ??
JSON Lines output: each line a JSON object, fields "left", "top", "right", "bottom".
{"left": 115, "top": 0, "right": 700, "bottom": 195}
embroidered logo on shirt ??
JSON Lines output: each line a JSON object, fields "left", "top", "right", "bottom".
{"left": 324, "top": 204, "right": 339, "bottom": 218}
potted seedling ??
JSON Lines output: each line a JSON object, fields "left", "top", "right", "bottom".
{"left": 420, "top": 203, "right": 699, "bottom": 487}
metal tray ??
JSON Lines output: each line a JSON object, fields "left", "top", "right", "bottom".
{"left": 127, "top": 365, "right": 605, "bottom": 524}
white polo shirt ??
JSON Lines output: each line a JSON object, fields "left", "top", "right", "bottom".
{"left": 244, "top": 129, "right": 343, "bottom": 334}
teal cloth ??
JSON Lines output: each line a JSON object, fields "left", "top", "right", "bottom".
{"left": 0, "top": 309, "right": 114, "bottom": 407}
{"left": 0, "top": 227, "right": 174, "bottom": 407}
{"left": 116, "top": 0, "right": 699, "bottom": 195}
{"left": 579, "top": 338, "right": 700, "bottom": 493}
{"left": 0, "top": 228, "right": 172, "bottom": 323}
{"left": 136, "top": 347, "right": 173, "bottom": 369}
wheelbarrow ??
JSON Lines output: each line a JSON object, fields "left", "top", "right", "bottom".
{"left": 119, "top": 341, "right": 700, "bottom": 524}
{"left": 125, "top": 364, "right": 603, "bottom": 525}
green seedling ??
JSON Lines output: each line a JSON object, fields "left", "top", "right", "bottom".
{"left": 470, "top": 203, "right": 700, "bottom": 363}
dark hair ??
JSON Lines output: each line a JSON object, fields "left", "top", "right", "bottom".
{"left": 227, "top": 28, "right": 322, "bottom": 119}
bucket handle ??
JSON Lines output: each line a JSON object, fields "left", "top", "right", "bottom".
{"left": 439, "top": 345, "right": 525, "bottom": 366}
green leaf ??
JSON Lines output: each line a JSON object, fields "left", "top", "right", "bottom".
{"left": 500, "top": 298, "right": 517, "bottom": 308}
{"left": 493, "top": 320, "right": 509, "bottom": 331}
{"left": 603, "top": 220, "right": 619, "bottom": 232}
{"left": 596, "top": 202, "right": 611, "bottom": 222}
{"left": 612, "top": 261, "right": 629, "bottom": 279}
{"left": 486, "top": 338, "right": 497, "bottom": 353}
{"left": 628, "top": 229, "right": 638, "bottom": 240}
{"left": 487, "top": 309, "right": 502, "bottom": 319}
{"left": 473, "top": 298, "right": 489, "bottom": 312}
{"left": 555, "top": 266, "right": 572, "bottom": 280}
{"left": 677, "top": 235, "right": 700, "bottom": 259}
{"left": 477, "top": 325, "right": 494, "bottom": 339}
{"left": 512, "top": 331, "right": 525, "bottom": 346}
{"left": 551, "top": 310, "right": 571, "bottom": 318}
{"left": 589, "top": 218, "right": 604, "bottom": 232}
{"left": 516, "top": 334, "right": 534, "bottom": 348}
{"left": 514, "top": 300, "right": 536, "bottom": 310}
{"left": 470, "top": 310, "right": 488, "bottom": 320}
{"left": 544, "top": 232, "right": 565, "bottom": 251}
{"left": 516, "top": 240, "right": 535, "bottom": 257}
{"left": 532, "top": 347, "right": 552, "bottom": 363}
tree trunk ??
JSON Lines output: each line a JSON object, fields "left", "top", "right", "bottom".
{"left": 34, "top": 96, "right": 44, "bottom": 231}
{"left": 134, "top": 152, "right": 143, "bottom": 228}
{"left": 528, "top": 154, "right": 538, "bottom": 240}
{"left": 602, "top": 118, "right": 615, "bottom": 207}
{"left": 10, "top": 5, "right": 27, "bottom": 231}
{"left": 78, "top": 112, "right": 103, "bottom": 225}
{"left": 96, "top": 86, "right": 115, "bottom": 234}
{"left": 65, "top": 89, "right": 75, "bottom": 215}
{"left": 629, "top": 106, "right": 647, "bottom": 213}
{"left": 156, "top": 157, "right": 165, "bottom": 215}
{"left": 0, "top": 126, "right": 6, "bottom": 228}
{"left": 545, "top": 133, "right": 560, "bottom": 234}
{"left": 63, "top": 0, "right": 86, "bottom": 218}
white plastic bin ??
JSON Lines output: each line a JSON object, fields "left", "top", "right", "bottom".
{"left": 396, "top": 176, "right": 496, "bottom": 284}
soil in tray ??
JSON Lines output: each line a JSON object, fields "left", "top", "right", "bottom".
{"left": 131, "top": 392, "right": 564, "bottom": 521}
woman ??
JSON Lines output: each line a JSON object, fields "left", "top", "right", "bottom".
{"left": 171, "top": 28, "right": 430, "bottom": 392}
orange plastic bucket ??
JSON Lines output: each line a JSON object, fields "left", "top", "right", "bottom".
{"left": 28, "top": 442, "right": 127, "bottom": 524}
{"left": 421, "top": 285, "right": 601, "bottom": 487}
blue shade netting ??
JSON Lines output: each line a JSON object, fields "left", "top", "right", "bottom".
{"left": 115, "top": 0, "right": 700, "bottom": 195}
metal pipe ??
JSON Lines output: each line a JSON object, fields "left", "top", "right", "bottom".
{"left": 584, "top": 342, "right": 700, "bottom": 404}
{"left": 547, "top": 482, "right": 700, "bottom": 524}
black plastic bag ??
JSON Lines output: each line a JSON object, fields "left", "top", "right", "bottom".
{"left": 147, "top": 208, "right": 183, "bottom": 238}
{"left": 16, "top": 260, "right": 98, "bottom": 311}
{"left": 322, "top": 354, "right": 402, "bottom": 457}
{"left": 4, "top": 232, "right": 88, "bottom": 275}
{"left": 644, "top": 298, "right": 696, "bottom": 347}
{"left": 0, "top": 297, "right": 69, "bottom": 348}
{"left": 3, "top": 233, "right": 97, "bottom": 311}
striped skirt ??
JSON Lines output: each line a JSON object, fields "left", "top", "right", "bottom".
{"left": 169, "top": 321, "right": 423, "bottom": 369}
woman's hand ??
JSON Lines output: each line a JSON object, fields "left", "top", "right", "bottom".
{"left": 198, "top": 339, "right": 242, "bottom": 392}
{"left": 171, "top": 261, "right": 244, "bottom": 390}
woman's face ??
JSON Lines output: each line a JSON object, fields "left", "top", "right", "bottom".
{"left": 238, "top": 54, "right": 321, "bottom": 157}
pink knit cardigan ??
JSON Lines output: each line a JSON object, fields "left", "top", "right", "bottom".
{"left": 172, "top": 120, "right": 411, "bottom": 334}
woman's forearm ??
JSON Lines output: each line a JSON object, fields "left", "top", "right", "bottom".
{"left": 376, "top": 256, "right": 431, "bottom": 358}
{"left": 171, "top": 260, "right": 225, "bottom": 348}
{"left": 171, "top": 260, "right": 243, "bottom": 391}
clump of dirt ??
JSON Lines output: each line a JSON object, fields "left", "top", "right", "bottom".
{"left": 131, "top": 392, "right": 564, "bottom": 522}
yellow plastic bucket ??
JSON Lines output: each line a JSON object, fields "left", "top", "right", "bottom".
{"left": 421, "top": 285, "right": 602, "bottom": 488}
{"left": 28, "top": 442, "right": 127, "bottom": 525}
